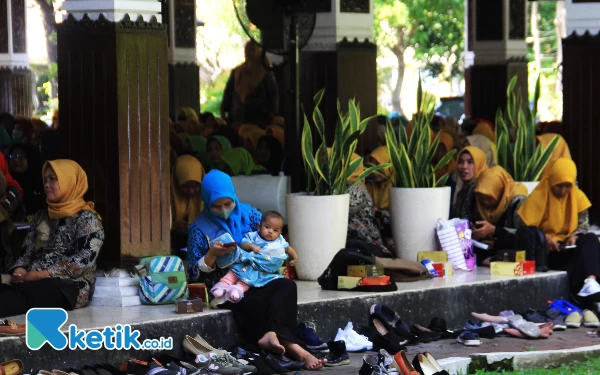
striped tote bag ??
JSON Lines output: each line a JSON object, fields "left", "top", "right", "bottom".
{"left": 139, "top": 256, "right": 189, "bottom": 304}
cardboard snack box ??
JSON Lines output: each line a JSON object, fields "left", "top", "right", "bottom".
{"left": 490, "top": 260, "right": 536, "bottom": 276}
{"left": 495, "top": 250, "right": 526, "bottom": 262}
{"left": 417, "top": 251, "right": 448, "bottom": 263}
{"left": 347, "top": 265, "right": 385, "bottom": 277}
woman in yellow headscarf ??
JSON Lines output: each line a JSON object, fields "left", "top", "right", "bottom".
{"left": 366, "top": 146, "right": 393, "bottom": 211}
{"left": 517, "top": 158, "right": 598, "bottom": 296}
{"left": 452, "top": 146, "right": 488, "bottom": 222}
{"left": 3, "top": 160, "right": 104, "bottom": 317}
{"left": 537, "top": 133, "right": 571, "bottom": 180}
{"left": 473, "top": 120, "right": 496, "bottom": 142}
{"left": 171, "top": 155, "right": 205, "bottom": 249}
{"left": 242, "top": 128, "right": 267, "bottom": 158}
{"left": 472, "top": 167, "right": 529, "bottom": 264}
{"left": 347, "top": 153, "right": 393, "bottom": 257}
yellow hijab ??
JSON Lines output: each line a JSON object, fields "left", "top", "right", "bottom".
{"left": 44, "top": 160, "right": 100, "bottom": 220}
{"left": 171, "top": 155, "right": 205, "bottom": 225}
{"left": 518, "top": 158, "right": 591, "bottom": 241}
{"left": 473, "top": 121, "right": 496, "bottom": 142}
{"left": 475, "top": 166, "right": 528, "bottom": 224}
{"left": 537, "top": 133, "right": 571, "bottom": 180}
{"left": 367, "top": 146, "right": 392, "bottom": 210}
{"left": 458, "top": 146, "right": 488, "bottom": 180}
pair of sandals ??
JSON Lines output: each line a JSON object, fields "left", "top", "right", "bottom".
{"left": 0, "top": 360, "right": 23, "bottom": 375}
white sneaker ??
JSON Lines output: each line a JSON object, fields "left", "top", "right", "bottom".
{"left": 334, "top": 327, "right": 367, "bottom": 352}
{"left": 343, "top": 322, "right": 373, "bottom": 350}
{"left": 578, "top": 278, "right": 600, "bottom": 297}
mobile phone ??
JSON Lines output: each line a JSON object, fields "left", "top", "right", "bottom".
{"left": 223, "top": 242, "right": 238, "bottom": 248}
{"left": 560, "top": 244, "right": 577, "bottom": 250}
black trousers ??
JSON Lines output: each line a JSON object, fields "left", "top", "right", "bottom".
{"left": 0, "top": 278, "right": 78, "bottom": 318}
{"left": 548, "top": 233, "right": 600, "bottom": 294}
{"left": 223, "top": 278, "right": 300, "bottom": 345}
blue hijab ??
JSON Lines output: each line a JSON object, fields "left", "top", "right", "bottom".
{"left": 196, "top": 169, "right": 254, "bottom": 243}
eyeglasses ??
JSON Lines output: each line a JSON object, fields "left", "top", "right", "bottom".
{"left": 9, "top": 154, "right": 25, "bottom": 160}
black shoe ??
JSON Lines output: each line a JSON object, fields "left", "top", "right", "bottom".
{"left": 358, "top": 350, "right": 396, "bottom": 375}
{"left": 428, "top": 317, "right": 457, "bottom": 339}
{"left": 264, "top": 353, "right": 304, "bottom": 371}
{"left": 372, "top": 332, "right": 406, "bottom": 355}
{"left": 410, "top": 324, "right": 441, "bottom": 343}
{"left": 324, "top": 340, "right": 350, "bottom": 367}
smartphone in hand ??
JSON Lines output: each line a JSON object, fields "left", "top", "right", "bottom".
{"left": 223, "top": 242, "right": 238, "bottom": 248}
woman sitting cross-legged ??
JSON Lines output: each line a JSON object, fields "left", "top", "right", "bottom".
{"left": 0, "top": 160, "right": 104, "bottom": 318}
{"left": 187, "top": 170, "right": 326, "bottom": 370}
{"left": 472, "top": 166, "right": 529, "bottom": 264}
{"left": 517, "top": 158, "right": 599, "bottom": 299}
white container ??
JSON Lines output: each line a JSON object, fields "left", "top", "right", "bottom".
{"left": 518, "top": 181, "right": 539, "bottom": 194}
{"left": 286, "top": 193, "right": 350, "bottom": 281}
{"left": 389, "top": 187, "right": 451, "bottom": 261}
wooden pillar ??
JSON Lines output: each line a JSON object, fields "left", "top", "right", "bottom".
{"left": 57, "top": 8, "right": 170, "bottom": 267}
{"left": 166, "top": 0, "right": 200, "bottom": 119}
{"left": 284, "top": 0, "right": 377, "bottom": 192}
{"left": 562, "top": 0, "right": 600, "bottom": 223}
{"left": 0, "top": 0, "right": 32, "bottom": 116}
{"left": 464, "top": 0, "right": 528, "bottom": 120}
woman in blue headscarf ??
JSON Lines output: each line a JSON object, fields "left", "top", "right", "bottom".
{"left": 187, "top": 170, "right": 326, "bottom": 370}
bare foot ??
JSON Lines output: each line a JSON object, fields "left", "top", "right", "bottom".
{"left": 282, "top": 341, "right": 327, "bottom": 370}
{"left": 258, "top": 332, "right": 285, "bottom": 355}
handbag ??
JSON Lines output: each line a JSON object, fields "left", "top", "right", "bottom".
{"left": 138, "top": 255, "right": 189, "bottom": 305}
{"left": 436, "top": 219, "right": 470, "bottom": 271}
{"left": 515, "top": 226, "right": 548, "bottom": 272}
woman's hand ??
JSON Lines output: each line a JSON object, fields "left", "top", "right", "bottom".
{"left": 207, "top": 242, "right": 236, "bottom": 257}
{"left": 545, "top": 234, "right": 560, "bottom": 253}
{"left": 473, "top": 221, "right": 495, "bottom": 240}
{"left": 11, "top": 267, "right": 27, "bottom": 283}
{"left": 23, "top": 270, "right": 48, "bottom": 282}
{"left": 566, "top": 235, "right": 579, "bottom": 247}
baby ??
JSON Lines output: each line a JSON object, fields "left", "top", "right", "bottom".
{"left": 212, "top": 211, "right": 298, "bottom": 302}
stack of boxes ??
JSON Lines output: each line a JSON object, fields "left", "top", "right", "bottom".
{"left": 417, "top": 251, "right": 453, "bottom": 277}
{"left": 490, "top": 250, "right": 536, "bottom": 276}
{"left": 337, "top": 264, "right": 391, "bottom": 289}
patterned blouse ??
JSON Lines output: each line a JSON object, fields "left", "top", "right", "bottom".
{"left": 187, "top": 207, "right": 262, "bottom": 289}
{"left": 12, "top": 210, "right": 104, "bottom": 309}
{"left": 347, "top": 184, "right": 391, "bottom": 256}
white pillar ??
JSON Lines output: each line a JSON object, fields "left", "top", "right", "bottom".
{"left": 306, "top": 0, "right": 374, "bottom": 51}
{"left": 566, "top": 0, "right": 600, "bottom": 35}
{"left": 61, "top": 0, "right": 162, "bottom": 22}
{"left": 0, "top": 0, "right": 28, "bottom": 70}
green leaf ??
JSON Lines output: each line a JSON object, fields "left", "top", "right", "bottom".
{"left": 530, "top": 135, "right": 560, "bottom": 181}
{"left": 433, "top": 149, "right": 457, "bottom": 173}
{"left": 348, "top": 163, "right": 391, "bottom": 189}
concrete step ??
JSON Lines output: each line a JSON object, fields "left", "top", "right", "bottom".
{"left": 0, "top": 269, "right": 569, "bottom": 370}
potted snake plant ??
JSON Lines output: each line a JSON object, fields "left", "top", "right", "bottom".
{"left": 495, "top": 75, "right": 560, "bottom": 193}
{"left": 286, "top": 89, "right": 389, "bottom": 280}
{"left": 385, "top": 79, "right": 457, "bottom": 260}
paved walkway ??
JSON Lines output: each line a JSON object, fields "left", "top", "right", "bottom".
{"left": 314, "top": 327, "right": 600, "bottom": 374}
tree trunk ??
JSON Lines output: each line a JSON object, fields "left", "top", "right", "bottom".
{"left": 36, "top": 0, "right": 58, "bottom": 97}
{"left": 392, "top": 46, "right": 405, "bottom": 113}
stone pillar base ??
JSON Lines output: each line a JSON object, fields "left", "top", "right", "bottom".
{"left": 0, "top": 68, "right": 32, "bottom": 116}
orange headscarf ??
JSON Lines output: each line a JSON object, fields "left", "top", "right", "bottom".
{"left": 266, "top": 125, "right": 284, "bottom": 147}
{"left": 457, "top": 146, "right": 488, "bottom": 181}
{"left": 473, "top": 120, "right": 496, "bottom": 142}
{"left": 518, "top": 158, "right": 591, "bottom": 241}
{"left": 537, "top": 133, "right": 571, "bottom": 180}
{"left": 44, "top": 160, "right": 100, "bottom": 220}
{"left": 435, "top": 132, "right": 457, "bottom": 180}
{"left": 367, "top": 146, "right": 392, "bottom": 210}
{"left": 171, "top": 155, "right": 205, "bottom": 225}
{"left": 475, "top": 166, "right": 528, "bottom": 224}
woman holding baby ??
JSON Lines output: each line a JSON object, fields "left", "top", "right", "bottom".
{"left": 187, "top": 170, "right": 325, "bottom": 370}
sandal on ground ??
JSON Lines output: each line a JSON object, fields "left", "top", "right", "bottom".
{"left": 456, "top": 331, "right": 481, "bottom": 346}
{"left": 0, "top": 360, "right": 24, "bottom": 375}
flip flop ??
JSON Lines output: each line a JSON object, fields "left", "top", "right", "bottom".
{"left": 0, "top": 360, "right": 24, "bottom": 375}
{"left": 508, "top": 315, "right": 540, "bottom": 339}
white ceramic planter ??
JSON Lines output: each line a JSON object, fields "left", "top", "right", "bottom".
{"left": 286, "top": 193, "right": 350, "bottom": 281}
{"left": 389, "top": 187, "right": 451, "bottom": 261}
{"left": 518, "top": 181, "right": 539, "bottom": 194}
